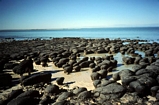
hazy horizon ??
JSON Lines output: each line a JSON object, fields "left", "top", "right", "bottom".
{"left": 1, "top": 26, "right": 159, "bottom": 31}
{"left": 0, "top": 0, "right": 159, "bottom": 30}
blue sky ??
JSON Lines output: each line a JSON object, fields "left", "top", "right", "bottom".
{"left": 0, "top": 0, "right": 159, "bottom": 29}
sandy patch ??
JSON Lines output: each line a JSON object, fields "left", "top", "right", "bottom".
{"left": 1, "top": 52, "right": 155, "bottom": 101}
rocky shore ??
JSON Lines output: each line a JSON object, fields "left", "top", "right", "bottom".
{"left": 0, "top": 37, "right": 159, "bottom": 105}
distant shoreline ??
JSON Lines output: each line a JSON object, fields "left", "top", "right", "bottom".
{"left": 0, "top": 26, "right": 159, "bottom": 32}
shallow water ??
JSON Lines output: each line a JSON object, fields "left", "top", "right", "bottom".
{"left": 0, "top": 27, "right": 159, "bottom": 42}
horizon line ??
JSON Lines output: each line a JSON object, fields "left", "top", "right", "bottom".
{"left": 0, "top": 26, "right": 159, "bottom": 31}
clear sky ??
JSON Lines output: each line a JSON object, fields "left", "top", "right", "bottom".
{"left": 0, "top": 0, "right": 159, "bottom": 29}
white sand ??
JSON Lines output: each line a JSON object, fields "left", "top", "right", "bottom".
{"left": 34, "top": 62, "right": 95, "bottom": 90}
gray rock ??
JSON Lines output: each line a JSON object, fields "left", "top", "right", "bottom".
{"left": 45, "top": 85, "right": 60, "bottom": 95}
{"left": 94, "top": 83, "right": 126, "bottom": 99}
{"left": 93, "top": 80, "right": 101, "bottom": 88}
{"left": 56, "top": 92, "right": 72, "bottom": 101}
{"left": 120, "top": 92, "right": 142, "bottom": 104}
{"left": 101, "top": 79, "right": 116, "bottom": 87}
{"left": 151, "top": 86, "right": 159, "bottom": 97}
{"left": 77, "top": 91, "right": 91, "bottom": 100}
{"left": 73, "top": 87, "right": 87, "bottom": 95}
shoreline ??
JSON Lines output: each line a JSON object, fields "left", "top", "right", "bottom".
{"left": 0, "top": 38, "right": 159, "bottom": 104}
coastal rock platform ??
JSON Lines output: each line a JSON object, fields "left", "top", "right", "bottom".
{"left": 0, "top": 37, "right": 159, "bottom": 104}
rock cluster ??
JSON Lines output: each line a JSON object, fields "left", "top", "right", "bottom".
{"left": 1, "top": 38, "right": 159, "bottom": 104}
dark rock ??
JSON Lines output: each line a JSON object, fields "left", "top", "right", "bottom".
{"left": 90, "top": 72, "right": 101, "bottom": 81}
{"left": 120, "top": 92, "right": 142, "bottom": 104}
{"left": 17, "top": 90, "right": 40, "bottom": 98}
{"left": 63, "top": 66, "right": 73, "bottom": 74}
{"left": 94, "top": 83, "right": 126, "bottom": 99}
{"left": 73, "top": 65, "right": 81, "bottom": 72}
{"left": 73, "top": 87, "right": 87, "bottom": 95}
{"left": 146, "top": 65, "right": 159, "bottom": 75}
{"left": 134, "top": 56, "right": 142, "bottom": 64}
{"left": 145, "top": 50, "right": 154, "bottom": 57}
{"left": 62, "top": 63, "right": 70, "bottom": 68}
{"left": 121, "top": 76, "right": 136, "bottom": 86}
{"left": 79, "top": 61, "right": 93, "bottom": 68}
{"left": 22, "top": 72, "right": 51, "bottom": 86}
{"left": 98, "top": 70, "right": 107, "bottom": 79}
{"left": 107, "top": 66, "right": 113, "bottom": 72}
{"left": 93, "top": 80, "right": 101, "bottom": 88}
{"left": 129, "top": 81, "right": 146, "bottom": 96}
{"left": 119, "top": 69, "right": 134, "bottom": 80}
{"left": 151, "top": 86, "right": 159, "bottom": 97}
{"left": 41, "top": 62, "right": 48, "bottom": 67}
{"left": 0, "top": 73, "right": 12, "bottom": 88}
{"left": 56, "top": 77, "right": 64, "bottom": 85}
{"left": 93, "top": 92, "right": 100, "bottom": 97}
{"left": 101, "top": 79, "right": 116, "bottom": 87}
{"left": 89, "top": 63, "right": 96, "bottom": 68}
{"left": 135, "top": 69, "right": 150, "bottom": 76}
{"left": 0, "top": 100, "right": 7, "bottom": 105}
{"left": 13, "top": 58, "right": 33, "bottom": 76}
{"left": 92, "top": 66, "right": 100, "bottom": 72}
{"left": 45, "top": 84, "right": 60, "bottom": 95}
{"left": 56, "top": 92, "right": 72, "bottom": 101}
{"left": 40, "top": 56, "right": 49, "bottom": 63}
{"left": 156, "top": 90, "right": 159, "bottom": 100}
{"left": 68, "top": 60, "right": 76, "bottom": 66}
{"left": 132, "top": 65, "right": 145, "bottom": 72}
{"left": 77, "top": 91, "right": 91, "bottom": 100}
{"left": 100, "top": 64, "right": 108, "bottom": 70}
{"left": 4, "top": 62, "right": 18, "bottom": 69}
{"left": 112, "top": 72, "right": 120, "bottom": 81}
{"left": 53, "top": 100, "right": 67, "bottom": 105}
{"left": 122, "top": 56, "right": 135, "bottom": 65}
{"left": 137, "top": 76, "right": 157, "bottom": 88}
{"left": 7, "top": 96, "right": 39, "bottom": 105}
{"left": 139, "top": 62, "right": 149, "bottom": 68}
{"left": 39, "top": 96, "right": 50, "bottom": 105}
{"left": 57, "top": 58, "right": 69, "bottom": 68}
{"left": 0, "top": 59, "right": 9, "bottom": 72}
{"left": 147, "top": 56, "right": 156, "bottom": 64}
{"left": 6, "top": 89, "right": 23, "bottom": 102}
{"left": 111, "top": 60, "right": 118, "bottom": 68}
{"left": 10, "top": 53, "right": 22, "bottom": 60}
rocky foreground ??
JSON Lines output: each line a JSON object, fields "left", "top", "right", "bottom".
{"left": 1, "top": 38, "right": 159, "bottom": 105}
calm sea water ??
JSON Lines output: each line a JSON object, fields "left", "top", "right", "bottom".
{"left": 0, "top": 27, "right": 159, "bottom": 41}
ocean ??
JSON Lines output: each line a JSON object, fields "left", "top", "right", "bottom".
{"left": 0, "top": 27, "right": 159, "bottom": 42}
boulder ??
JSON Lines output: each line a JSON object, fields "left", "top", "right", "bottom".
{"left": 56, "top": 92, "right": 72, "bottom": 101}
{"left": 94, "top": 83, "right": 126, "bottom": 99}
{"left": 45, "top": 85, "right": 60, "bottom": 95}
{"left": 0, "top": 73, "right": 12, "bottom": 88}
{"left": 5, "top": 89, "right": 23, "bottom": 104}
{"left": 56, "top": 77, "right": 64, "bottom": 85}
{"left": 7, "top": 96, "right": 39, "bottom": 105}
{"left": 151, "top": 86, "right": 159, "bottom": 97}
{"left": 22, "top": 72, "right": 51, "bottom": 86}
{"left": 73, "top": 87, "right": 87, "bottom": 95}
{"left": 77, "top": 91, "right": 91, "bottom": 100}
{"left": 16, "top": 90, "right": 40, "bottom": 98}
